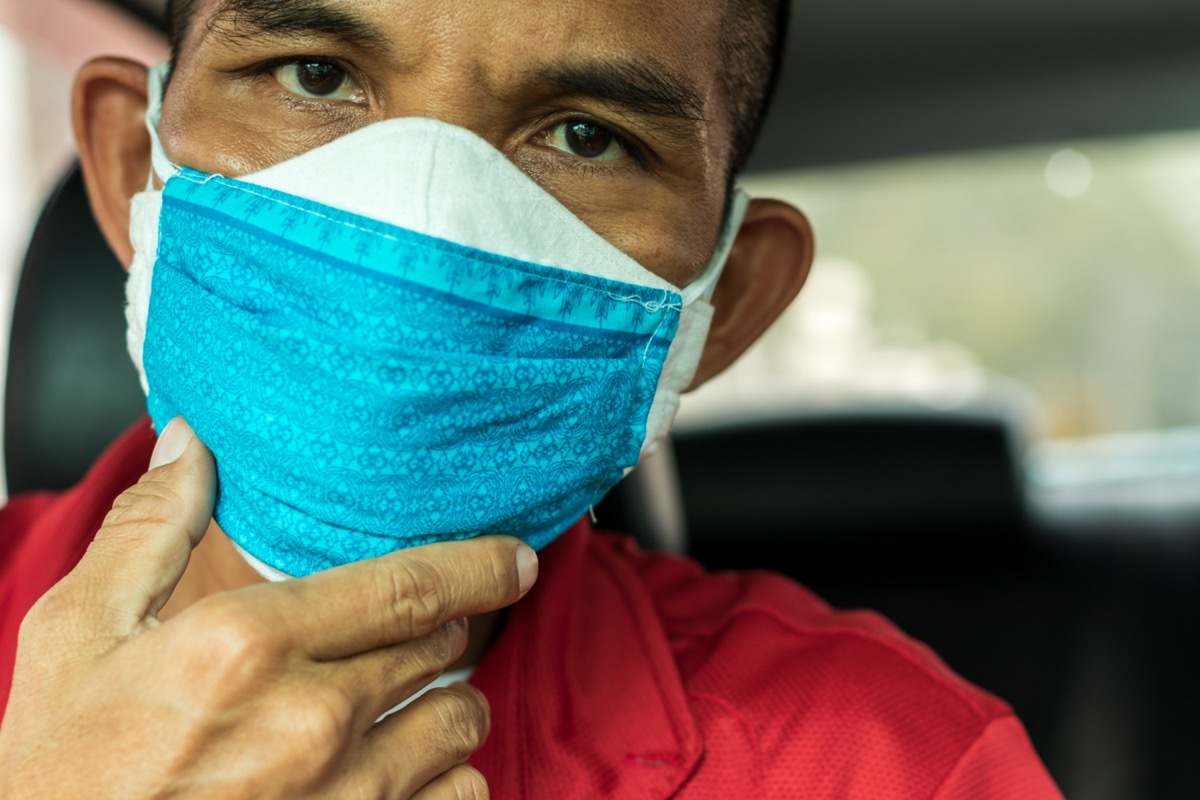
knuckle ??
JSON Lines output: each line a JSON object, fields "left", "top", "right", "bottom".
{"left": 243, "top": 689, "right": 356, "bottom": 788}
{"left": 104, "top": 481, "right": 187, "bottom": 530}
{"left": 406, "top": 620, "right": 469, "bottom": 687}
{"left": 485, "top": 542, "right": 521, "bottom": 600}
{"left": 449, "top": 765, "right": 490, "bottom": 800}
{"left": 20, "top": 582, "right": 92, "bottom": 647}
{"left": 93, "top": 484, "right": 194, "bottom": 565}
{"left": 379, "top": 559, "right": 446, "bottom": 636}
{"left": 22, "top": 584, "right": 65, "bottom": 631}
{"left": 429, "top": 618, "right": 469, "bottom": 666}
{"left": 425, "top": 688, "right": 488, "bottom": 756}
{"left": 189, "top": 598, "right": 280, "bottom": 679}
{"left": 279, "top": 687, "right": 355, "bottom": 754}
{"left": 17, "top": 601, "right": 53, "bottom": 650}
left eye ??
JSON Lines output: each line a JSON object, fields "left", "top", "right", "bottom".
{"left": 545, "top": 120, "right": 628, "bottom": 161}
{"left": 272, "top": 61, "right": 365, "bottom": 103}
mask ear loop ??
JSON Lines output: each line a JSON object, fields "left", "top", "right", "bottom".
{"left": 144, "top": 62, "right": 181, "bottom": 190}
{"left": 680, "top": 189, "right": 751, "bottom": 306}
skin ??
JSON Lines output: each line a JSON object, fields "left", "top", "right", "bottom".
{"left": 0, "top": 1, "right": 814, "bottom": 797}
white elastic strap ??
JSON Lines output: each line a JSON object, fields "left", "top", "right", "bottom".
{"left": 145, "top": 62, "right": 179, "bottom": 188}
{"left": 233, "top": 541, "right": 295, "bottom": 582}
{"left": 679, "top": 189, "right": 750, "bottom": 305}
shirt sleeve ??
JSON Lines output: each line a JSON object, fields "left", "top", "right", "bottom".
{"left": 932, "top": 715, "right": 1064, "bottom": 799}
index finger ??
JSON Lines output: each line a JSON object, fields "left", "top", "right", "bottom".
{"left": 251, "top": 535, "right": 537, "bottom": 660}
{"left": 65, "top": 419, "right": 215, "bottom": 630}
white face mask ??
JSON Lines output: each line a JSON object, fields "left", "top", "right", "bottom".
{"left": 126, "top": 63, "right": 749, "bottom": 579}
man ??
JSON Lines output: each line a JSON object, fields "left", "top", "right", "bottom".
{"left": 0, "top": 0, "right": 1063, "bottom": 797}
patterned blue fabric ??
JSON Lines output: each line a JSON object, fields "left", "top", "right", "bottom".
{"left": 144, "top": 168, "right": 680, "bottom": 577}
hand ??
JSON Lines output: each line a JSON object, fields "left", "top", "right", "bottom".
{"left": 0, "top": 418, "right": 536, "bottom": 799}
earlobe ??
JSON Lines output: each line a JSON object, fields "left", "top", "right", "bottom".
{"left": 72, "top": 57, "right": 152, "bottom": 270}
{"left": 688, "top": 197, "right": 815, "bottom": 390}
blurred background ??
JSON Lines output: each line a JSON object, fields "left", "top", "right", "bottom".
{"left": 4, "top": 1, "right": 1200, "bottom": 797}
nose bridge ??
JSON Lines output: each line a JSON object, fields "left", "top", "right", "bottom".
{"left": 383, "top": 30, "right": 513, "bottom": 147}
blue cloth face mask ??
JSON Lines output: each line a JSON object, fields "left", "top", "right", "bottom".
{"left": 127, "top": 64, "right": 749, "bottom": 579}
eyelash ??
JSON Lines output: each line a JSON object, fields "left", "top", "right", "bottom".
{"left": 248, "top": 57, "right": 654, "bottom": 173}
{"left": 542, "top": 115, "right": 651, "bottom": 172}
{"left": 251, "top": 55, "right": 364, "bottom": 98}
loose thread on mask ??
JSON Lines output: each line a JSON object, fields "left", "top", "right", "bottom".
{"left": 604, "top": 290, "right": 683, "bottom": 314}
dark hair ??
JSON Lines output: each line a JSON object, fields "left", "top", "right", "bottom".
{"left": 165, "top": 0, "right": 196, "bottom": 67}
{"left": 164, "top": 0, "right": 789, "bottom": 176}
{"left": 721, "top": 0, "right": 790, "bottom": 176}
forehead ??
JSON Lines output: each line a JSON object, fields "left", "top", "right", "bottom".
{"left": 183, "top": 0, "right": 736, "bottom": 173}
{"left": 170, "top": 0, "right": 737, "bottom": 284}
{"left": 193, "top": 0, "right": 726, "bottom": 82}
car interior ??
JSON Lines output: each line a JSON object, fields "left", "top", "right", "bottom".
{"left": 6, "top": 1, "right": 1200, "bottom": 798}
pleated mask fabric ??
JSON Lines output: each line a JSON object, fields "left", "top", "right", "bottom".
{"left": 126, "top": 63, "right": 749, "bottom": 579}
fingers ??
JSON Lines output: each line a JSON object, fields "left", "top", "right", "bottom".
{"left": 270, "top": 536, "right": 537, "bottom": 660}
{"left": 324, "top": 618, "right": 471, "bottom": 728}
{"left": 64, "top": 417, "right": 216, "bottom": 628}
{"left": 349, "top": 683, "right": 490, "bottom": 799}
{"left": 409, "top": 764, "right": 490, "bottom": 800}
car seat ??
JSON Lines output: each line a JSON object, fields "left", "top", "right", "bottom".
{"left": 4, "top": 165, "right": 145, "bottom": 496}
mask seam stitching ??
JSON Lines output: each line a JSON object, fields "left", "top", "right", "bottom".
{"left": 172, "top": 171, "right": 685, "bottom": 315}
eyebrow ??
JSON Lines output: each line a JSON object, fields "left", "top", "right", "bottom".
{"left": 206, "top": 1, "right": 708, "bottom": 130}
{"left": 207, "top": 0, "right": 391, "bottom": 52}
{"left": 530, "top": 59, "right": 707, "bottom": 126}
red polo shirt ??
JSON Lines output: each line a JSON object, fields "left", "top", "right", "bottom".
{"left": 0, "top": 420, "right": 1062, "bottom": 797}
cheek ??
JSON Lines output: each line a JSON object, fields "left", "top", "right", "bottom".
{"left": 583, "top": 197, "right": 723, "bottom": 289}
{"left": 620, "top": 218, "right": 716, "bottom": 288}
{"left": 159, "top": 80, "right": 363, "bottom": 177}
{"left": 529, "top": 171, "right": 723, "bottom": 288}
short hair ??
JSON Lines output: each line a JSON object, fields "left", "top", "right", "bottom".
{"left": 721, "top": 0, "right": 790, "bottom": 175}
{"left": 165, "top": 0, "right": 789, "bottom": 176}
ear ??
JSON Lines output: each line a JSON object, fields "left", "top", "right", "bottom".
{"left": 72, "top": 57, "right": 151, "bottom": 270}
{"left": 688, "top": 197, "right": 815, "bottom": 389}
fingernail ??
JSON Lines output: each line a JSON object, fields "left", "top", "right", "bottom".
{"left": 150, "top": 417, "right": 194, "bottom": 469}
{"left": 516, "top": 544, "right": 538, "bottom": 597}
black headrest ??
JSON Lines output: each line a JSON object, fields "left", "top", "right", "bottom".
{"left": 673, "top": 410, "right": 1031, "bottom": 574}
{"left": 5, "top": 164, "right": 146, "bottom": 495}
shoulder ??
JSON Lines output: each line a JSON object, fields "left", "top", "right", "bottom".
{"left": 0, "top": 492, "right": 58, "bottom": 564}
{"left": 589, "top": 533, "right": 1061, "bottom": 798}
{"left": 1, "top": 419, "right": 155, "bottom": 573}
{"left": 0, "top": 419, "right": 156, "bottom": 714}
{"left": 592, "top": 531, "right": 1008, "bottom": 718}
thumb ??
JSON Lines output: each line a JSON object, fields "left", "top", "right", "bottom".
{"left": 68, "top": 417, "right": 217, "bottom": 630}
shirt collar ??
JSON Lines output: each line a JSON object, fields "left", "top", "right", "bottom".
{"left": 469, "top": 518, "right": 703, "bottom": 797}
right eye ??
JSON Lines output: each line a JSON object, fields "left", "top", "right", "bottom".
{"left": 544, "top": 119, "right": 630, "bottom": 162}
{"left": 272, "top": 60, "right": 365, "bottom": 103}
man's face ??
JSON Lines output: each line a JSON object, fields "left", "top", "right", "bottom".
{"left": 160, "top": 0, "right": 736, "bottom": 288}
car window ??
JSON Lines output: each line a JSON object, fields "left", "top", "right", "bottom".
{"left": 681, "top": 131, "right": 1200, "bottom": 447}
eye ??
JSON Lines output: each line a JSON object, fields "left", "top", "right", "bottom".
{"left": 272, "top": 60, "right": 365, "bottom": 103}
{"left": 545, "top": 120, "right": 628, "bottom": 161}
